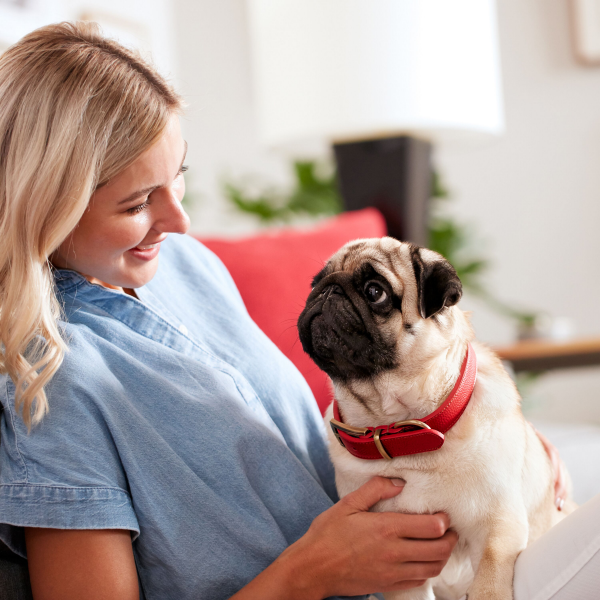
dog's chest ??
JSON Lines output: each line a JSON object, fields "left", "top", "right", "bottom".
{"left": 331, "top": 431, "right": 503, "bottom": 531}
{"left": 374, "top": 463, "right": 477, "bottom": 521}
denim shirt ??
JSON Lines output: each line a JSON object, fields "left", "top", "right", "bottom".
{"left": 0, "top": 234, "right": 363, "bottom": 599}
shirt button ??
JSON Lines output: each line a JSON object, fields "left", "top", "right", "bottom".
{"left": 179, "top": 324, "right": 188, "bottom": 335}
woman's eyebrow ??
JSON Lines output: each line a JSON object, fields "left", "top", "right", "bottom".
{"left": 117, "top": 185, "right": 159, "bottom": 205}
{"left": 117, "top": 141, "right": 188, "bottom": 206}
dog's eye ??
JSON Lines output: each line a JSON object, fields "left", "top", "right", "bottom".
{"left": 364, "top": 281, "right": 387, "bottom": 304}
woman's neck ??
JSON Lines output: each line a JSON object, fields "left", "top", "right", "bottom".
{"left": 83, "top": 275, "right": 138, "bottom": 299}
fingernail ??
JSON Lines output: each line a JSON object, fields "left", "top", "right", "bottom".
{"left": 391, "top": 478, "right": 406, "bottom": 487}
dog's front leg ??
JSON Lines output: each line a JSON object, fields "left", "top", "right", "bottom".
{"left": 383, "top": 580, "right": 435, "bottom": 600}
{"left": 466, "top": 511, "right": 528, "bottom": 600}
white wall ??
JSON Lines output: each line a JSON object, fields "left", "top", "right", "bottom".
{"left": 436, "top": 0, "right": 600, "bottom": 423}
{"left": 171, "top": 0, "right": 290, "bottom": 235}
{"left": 172, "top": 0, "right": 600, "bottom": 424}
{"left": 0, "top": 0, "right": 176, "bottom": 76}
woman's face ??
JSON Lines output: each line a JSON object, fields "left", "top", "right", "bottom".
{"left": 52, "top": 115, "right": 190, "bottom": 291}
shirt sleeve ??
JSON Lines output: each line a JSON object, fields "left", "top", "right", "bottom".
{"left": 0, "top": 340, "right": 140, "bottom": 559}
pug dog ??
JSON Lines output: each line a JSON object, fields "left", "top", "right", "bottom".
{"left": 297, "top": 237, "right": 574, "bottom": 600}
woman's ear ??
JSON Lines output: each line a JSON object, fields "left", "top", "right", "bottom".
{"left": 410, "top": 246, "right": 462, "bottom": 319}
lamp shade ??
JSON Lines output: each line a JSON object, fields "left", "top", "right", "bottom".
{"left": 247, "top": 0, "right": 504, "bottom": 149}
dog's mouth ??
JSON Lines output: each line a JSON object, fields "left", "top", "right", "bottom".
{"left": 298, "top": 271, "right": 397, "bottom": 380}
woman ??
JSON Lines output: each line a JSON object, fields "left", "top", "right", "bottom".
{"left": 0, "top": 22, "right": 459, "bottom": 600}
{"left": 0, "top": 22, "right": 575, "bottom": 600}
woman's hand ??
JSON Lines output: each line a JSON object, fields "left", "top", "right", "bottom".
{"left": 533, "top": 426, "right": 568, "bottom": 510}
{"left": 232, "top": 476, "right": 458, "bottom": 600}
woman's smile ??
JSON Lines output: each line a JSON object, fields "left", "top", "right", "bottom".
{"left": 127, "top": 243, "right": 162, "bottom": 261}
{"left": 128, "top": 235, "right": 169, "bottom": 261}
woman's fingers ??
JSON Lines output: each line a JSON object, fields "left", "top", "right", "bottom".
{"left": 401, "top": 560, "right": 447, "bottom": 580}
{"left": 554, "top": 459, "right": 568, "bottom": 510}
{"left": 532, "top": 425, "right": 568, "bottom": 509}
{"left": 377, "top": 560, "right": 448, "bottom": 593}
{"left": 399, "top": 530, "right": 459, "bottom": 562}
{"left": 382, "top": 511, "right": 450, "bottom": 539}
{"left": 387, "top": 579, "right": 427, "bottom": 591}
{"left": 341, "top": 476, "right": 405, "bottom": 513}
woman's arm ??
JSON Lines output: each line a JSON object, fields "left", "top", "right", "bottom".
{"left": 25, "top": 528, "right": 139, "bottom": 600}
{"left": 25, "top": 478, "right": 455, "bottom": 600}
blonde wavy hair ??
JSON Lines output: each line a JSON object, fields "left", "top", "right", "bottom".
{"left": 0, "top": 22, "right": 183, "bottom": 428}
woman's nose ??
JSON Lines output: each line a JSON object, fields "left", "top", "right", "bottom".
{"left": 152, "top": 187, "right": 190, "bottom": 234}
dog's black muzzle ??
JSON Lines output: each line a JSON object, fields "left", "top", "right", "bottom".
{"left": 297, "top": 272, "right": 396, "bottom": 380}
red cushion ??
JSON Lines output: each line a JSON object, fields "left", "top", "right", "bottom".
{"left": 197, "top": 208, "right": 387, "bottom": 414}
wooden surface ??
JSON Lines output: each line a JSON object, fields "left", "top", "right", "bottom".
{"left": 494, "top": 337, "right": 600, "bottom": 372}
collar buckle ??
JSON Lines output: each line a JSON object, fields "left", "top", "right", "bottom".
{"left": 329, "top": 418, "right": 369, "bottom": 447}
{"left": 330, "top": 417, "right": 431, "bottom": 452}
{"left": 373, "top": 420, "right": 431, "bottom": 460}
{"left": 391, "top": 419, "right": 431, "bottom": 432}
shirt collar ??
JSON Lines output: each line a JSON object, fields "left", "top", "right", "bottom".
{"left": 52, "top": 268, "right": 89, "bottom": 293}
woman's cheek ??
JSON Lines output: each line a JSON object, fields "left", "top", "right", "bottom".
{"left": 116, "top": 216, "right": 153, "bottom": 250}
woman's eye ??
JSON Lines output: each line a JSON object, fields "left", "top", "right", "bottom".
{"left": 127, "top": 201, "right": 149, "bottom": 215}
{"left": 178, "top": 164, "right": 189, "bottom": 175}
{"left": 364, "top": 281, "right": 387, "bottom": 304}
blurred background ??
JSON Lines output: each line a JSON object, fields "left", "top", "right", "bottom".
{"left": 2, "top": 0, "right": 600, "bottom": 425}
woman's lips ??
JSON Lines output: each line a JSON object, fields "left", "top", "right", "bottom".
{"left": 127, "top": 241, "right": 162, "bottom": 261}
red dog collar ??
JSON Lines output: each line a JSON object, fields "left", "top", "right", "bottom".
{"left": 330, "top": 344, "right": 477, "bottom": 460}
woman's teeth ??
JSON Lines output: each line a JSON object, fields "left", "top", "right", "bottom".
{"left": 135, "top": 243, "right": 159, "bottom": 250}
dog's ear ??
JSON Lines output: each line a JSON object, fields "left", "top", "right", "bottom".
{"left": 410, "top": 246, "right": 462, "bottom": 319}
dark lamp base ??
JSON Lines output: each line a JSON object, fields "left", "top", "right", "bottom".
{"left": 333, "top": 135, "right": 432, "bottom": 246}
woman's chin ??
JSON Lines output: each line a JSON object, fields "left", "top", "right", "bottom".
{"left": 107, "top": 256, "right": 160, "bottom": 290}
{"left": 126, "top": 265, "right": 159, "bottom": 290}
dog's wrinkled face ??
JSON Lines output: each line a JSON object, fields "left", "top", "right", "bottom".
{"left": 297, "top": 237, "right": 462, "bottom": 382}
